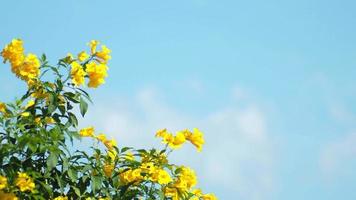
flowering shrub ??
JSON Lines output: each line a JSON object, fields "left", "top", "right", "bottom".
{"left": 0, "top": 39, "right": 217, "bottom": 200}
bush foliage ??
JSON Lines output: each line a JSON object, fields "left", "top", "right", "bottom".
{"left": 0, "top": 39, "right": 217, "bottom": 200}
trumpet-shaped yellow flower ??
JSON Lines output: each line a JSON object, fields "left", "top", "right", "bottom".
{"left": 156, "top": 129, "right": 186, "bottom": 149}
{"left": 1, "top": 39, "right": 25, "bottom": 69}
{"left": 53, "top": 196, "right": 68, "bottom": 200}
{"left": 88, "top": 40, "right": 100, "bottom": 54}
{"left": 0, "top": 191, "right": 18, "bottom": 200}
{"left": 20, "top": 53, "right": 41, "bottom": 80}
{"left": 0, "top": 102, "right": 6, "bottom": 113}
{"left": 152, "top": 169, "right": 172, "bottom": 185}
{"left": 164, "top": 187, "right": 179, "bottom": 200}
{"left": 77, "top": 51, "right": 89, "bottom": 62}
{"left": 79, "top": 126, "right": 95, "bottom": 137}
{"left": 96, "top": 45, "right": 111, "bottom": 63}
{"left": 103, "top": 162, "right": 114, "bottom": 178}
{"left": 86, "top": 62, "right": 108, "bottom": 88}
{"left": 184, "top": 128, "right": 205, "bottom": 152}
{"left": 70, "top": 61, "right": 86, "bottom": 86}
{"left": 119, "top": 168, "right": 143, "bottom": 184}
{"left": 95, "top": 133, "right": 107, "bottom": 143}
{"left": 25, "top": 100, "right": 35, "bottom": 109}
{"left": 174, "top": 166, "right": 197, "bottom": 191}
{"left": 104, "top": 139, "right": 117, "bottom": 150}
{"left": 21, "top": 112, "right": 30, "bottom": 117}
{"left": 201, "top": 193, "right": 218, "bottom": 200}
{"left": 15, "top": 172, "right": 35, "bottom": 192}
{"left": 0, "top": 175, "right": 7, "bottom": 190}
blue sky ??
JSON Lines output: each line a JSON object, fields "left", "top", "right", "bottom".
{"left": 1, "top": 0, "right": 356, "bottom": 199}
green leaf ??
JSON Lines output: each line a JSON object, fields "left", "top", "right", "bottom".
{"left": 46, "top": 152, "right": 58, "bottom": 171}
{"left": 79, "top": 97, "right": 88, "bottom": 117}
{"left": 68, "top": 168, "right": 77, "bottom": 182}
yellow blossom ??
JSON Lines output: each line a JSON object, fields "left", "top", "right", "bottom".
{"left": 25, "top": 100, "right": 35, "bottom": 109}
{"left": 71, "top": 61, "right": 86, "bottom": 86}
{"left": 79, "top": 126, "right": 95, "bottom": 137}
{"left": 201, "top": 193, "right": 218, "bottom": 200}
{"left": 88, "top": 40, "right": 100, "bottom": 54}
{"left": 45, "top": 117, "right": 56, "bottom": 124}
{"left": 0, "top": 191, "right": 18, "bottom": 200}
{"left": 95, "top": 45, "right": 111, "bottom": 63}
{"left": 21, "top": 112, "right": 30, "bottom": 117}
{"left": 151, "top": 169, "right": 172, "bottom": 185}
{"left": 164, "top": 187, "right": 179, "bottom": 200}
{"left": 86, "top": 62, "right": 108, "bottom": 88}
{"left": 0, "top": 102, "right": 6, "bottom": 113}
{"left": 53, "top": 196, "right": 68, "bottom": 200}
{"left": 20, "top": 53, "right": 41, "bottom": 81}
{"left": 15, "top": 172, "right": 35, "bottom": 192}
{"left": 185, "top": 128, "right": 205, "bottom": 152}
{"left": 174, "top": 166, "right": 197, "bottom": 191}
{"left": 77, "top": 51, "right": 89, "bottom": 62}
{"left": 119, "top": 168, "right": 143, "bottom": 184}
{"left": 95, "top": 134, "right": 107, "bottom": 143}
{"left": 103, "top": 162, "right": 115, "bottom": 177}
{"left": 0, "top": 175, "right": 7, "bottom": 190}
{"left": 104, "top": 139, "right": 117, "bottom": 150}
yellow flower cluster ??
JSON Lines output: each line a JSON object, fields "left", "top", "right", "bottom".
{"left": 15, "top": 172, "right": 35, "bottom": 192}
{"left": 156, "top": 128, "right": 205, "bottom": 152}
{"left": 69, "top": 40, "right": 110, "bottom": 88}
{"left": 1, "top": 39, "right": 40, "bottom": 85}
{"left": 79, "top": 127, "right": 117, "bottom": 150}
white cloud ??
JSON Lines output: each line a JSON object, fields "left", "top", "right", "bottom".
{"left": 81, "top": 86, "right": 275, "bottom": 199}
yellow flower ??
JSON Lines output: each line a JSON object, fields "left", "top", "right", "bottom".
{"left": 79, "top": 126, "right": 95, "bottom": 137}
{"left": 95, "top": 133, "right": 107, "bottom": 143}
{"left": 1, "top": 39, "right": 25, "bottom": 70}
{"left": 0, "top": 102, "right": 6, "bottom": 113}
{"left": 152, "top": 169, "right": 172, "bottom": 185}
{"left": 0, "top": 175, "right": 7, "bottom": 190}
{"left": 185, "top": 128, "right": 205, "bottom": 152}
{"left": 201, "top": 193, "right": 218, "bottom": 200}
{"left": 71, "top": 61, "right": 86, "bottom": 86}
{"left": 15, "top": 172, "right": 35, "bottom": 192}
{"left": 45, "top": 117, "right": 56, "bottom": 124}
{"left": 95, "top": 45, "right": 111, "bottom": 63}
{"left": 88, "top": 40, "right": 100, "bottom": 54}
{"left": 53, "top": 196, "right": 68, "bottom": 200}
{"left": 21, "top": 112, "right": 30, "bottom": 117}
{"left": 0, "top": 191, "right": 18, "bottom": 200}
{"left": 77, "top": 51, "right": 89, "bottom": 62}
{"left": 156, "top": 129, "right": 186, "bottom": 149}
{"left": 103, "top": 162, "right": 114, "bottom": 177}
{"left": 86, "top": 62, "right": 108, "bottom": 88}
{"left": 21, "top": 53, "right": 41, "bottom": 81}
{"left": 104, "top": 139, "right": 117, "bottom": 150}
{"left": 25, "top": 100, "right": 35, "bottom": 109}
{"left": 155, "top": 128, "right": 168, "bottom": 137}
{"left": 164, "top": 187, "right": 179, "bottom": 200}
{"left": 174, "top": 166, "right": 197, "bottom": 191}
{"left": 119, "top": 168, "right": 143, "bottom": 184}
{"left": 141, "top": 162, "right": 156, "bottom": 174}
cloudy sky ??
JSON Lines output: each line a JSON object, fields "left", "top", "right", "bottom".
{"left": 1, "top": 0, "right": 356, "bottom": 199}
